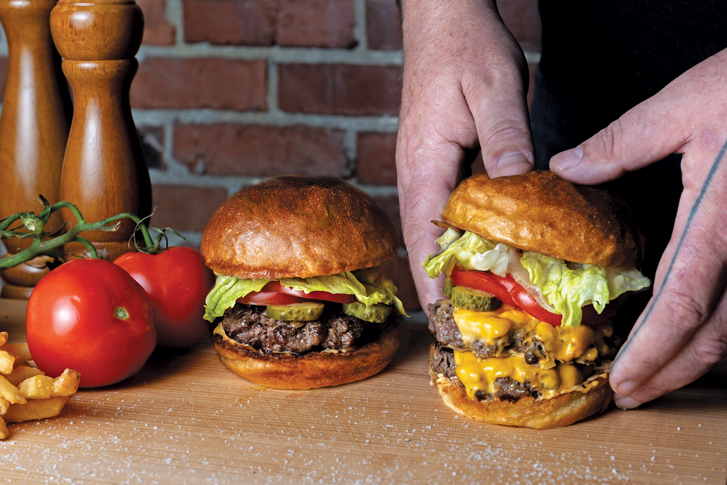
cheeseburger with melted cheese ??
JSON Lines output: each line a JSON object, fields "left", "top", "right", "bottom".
{"left": 424, "top": 171, "right": 650, "bottom": 428}
{"left": 202, "top": 176, "right": 405, "bottom": 389}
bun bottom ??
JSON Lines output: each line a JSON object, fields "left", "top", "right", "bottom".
{"left": 213, "top": 322, "right": 400, "bottom": 389}
{"left": 431, "top": 362, "right": 612, "bottom": 429}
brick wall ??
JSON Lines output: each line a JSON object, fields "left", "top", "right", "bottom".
{"left": 0, "top": 0, "right": 541, "bottom": 311}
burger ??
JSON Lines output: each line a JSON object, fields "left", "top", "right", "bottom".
{"left": 201, "top": 176, "right": 405, "bottom": 389}
{"left": 423, "top": 171, "right": 651, "bottom": 428}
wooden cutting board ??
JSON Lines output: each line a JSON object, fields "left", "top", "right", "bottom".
{"left": 1, "top": 298, "right": 725, "bottom": 484}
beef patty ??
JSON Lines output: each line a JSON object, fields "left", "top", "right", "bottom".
{"left": 222, "top": 303, "right": 395, "bottom": 354}
{"left": 428, "top": 299, "right": 543, "bottom": 364}
{"left": 430, "top": 343, "right": 540, "bottom": 402}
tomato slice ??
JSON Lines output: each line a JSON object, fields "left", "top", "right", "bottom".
{"left": 264, "top": 281, "right": 357, "bottom": 304}
{"left": 450, "top": 268, "right": 563, "bottom": 326}
{"left": 238, "top": 281, "right": 357, "bottom": 306}
{"left": 238, "top": 291, "right": 306, "bottom": 306}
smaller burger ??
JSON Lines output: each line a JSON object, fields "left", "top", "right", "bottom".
{"left": 424, "top": 171, "right": 651, "bottom": 428}
{"left": 201, "top": 176, "right": 405, "bottom": 389}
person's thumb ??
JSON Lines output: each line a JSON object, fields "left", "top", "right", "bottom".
{"left": 549, "top": 100, "right": 686, "bottom": 184}
{"left": 469, "top": 68, "right": 535, "bottom": 178}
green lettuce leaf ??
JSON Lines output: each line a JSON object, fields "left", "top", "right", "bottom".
{"left": 204, "top": 276, "right": 269, "bottom": 322}
{"left": 422, "top": 229, "right": 511, "bottom": 278}
{"left": 422, "top": 229, "right": 651, "bottom": 327}
{"left": 203, "top": 270, "right": 406, "bottom": 322}
{"left": 520, "top": 252, "right": 651, "bottom": 327}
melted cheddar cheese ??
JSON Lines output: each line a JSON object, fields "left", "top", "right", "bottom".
{"left": 449, "top": 304, "right": 618, "bottom": 401}
{"left": 452, "top": 305, "right": 612, "bottom": 366}
{"left": 454, "top": 351, "right": 585, "bottom": 400}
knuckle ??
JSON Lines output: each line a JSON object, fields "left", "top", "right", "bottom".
{"left": 690, "top": 332, "right": 727, "bottom": 368}
{"left": 594, "top": 119, "right": 626, "bottom": 161}
{"left": 661, "top": 288, "right": 710, "bottom": 330}
{"left": 478, "top": 120, "right": 532, "bottom": 157}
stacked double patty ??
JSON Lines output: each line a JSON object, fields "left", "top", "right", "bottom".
{"left": 428, "top": 299, "right": 619, "bottom": 402}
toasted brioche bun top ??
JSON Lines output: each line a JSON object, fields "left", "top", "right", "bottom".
{"left": 201, "top": 176, "right": 397, "bottom": 279}
{"left": 442, "top": 171, "right": 643, "bottom": 267}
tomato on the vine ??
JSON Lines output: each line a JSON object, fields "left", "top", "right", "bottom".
{"left": 26, "top": 258, "right": 156, "bottom": 388}
{"left": 114, "top": 246, "right": 214, "bottom": 348}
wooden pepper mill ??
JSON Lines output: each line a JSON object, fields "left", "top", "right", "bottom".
{"left": 0, "top": 0, "right": 72, "bottom": 299}
{"left": 50, "top": 0, "right": 152, "bottom": 261}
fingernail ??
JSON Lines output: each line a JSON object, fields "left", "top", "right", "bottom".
{"left": 613, "top": 380, "right": 640, "bottom": 396}
{"left": 551, "top": 145, "right": 584, "bottom": 171}
{"left": 614, "top": 396, "right": 642, "bottom": 410}
{"left": 494, "top": 152, "right": 532, "bottom": 174}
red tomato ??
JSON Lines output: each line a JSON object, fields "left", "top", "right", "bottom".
{"left": 114, "top": 247, "right": 214, "bottom": 348}
{"left": 260, "top": 281, "right": 357, "bottom": 304}
{"left": 451, "top": 268, "right": 563, "bottom": 325}
{"left": 450, "top": 268, "right": 616, "bottom": 326}
{"left": 26, "top": 259, "right": 156, "bottom": 388}
{"left": 238, "top": 291, "right": 306, "bottom": 306}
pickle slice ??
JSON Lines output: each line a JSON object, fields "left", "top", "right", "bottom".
{"left": 451, "top": 286, "right": 501, "bottom": 311}
{"left": 266, "top": 302, "right": 324, "bottom": 322}
{"left": 342, "top": 302, "right": 392, "bottom": 323}
{"left": 443, "top": 277, "right": 454, "bottom": 297}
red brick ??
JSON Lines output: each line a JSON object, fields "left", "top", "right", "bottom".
{"left": 276, "top": 0, "right": 356, "bottom": 48}
{"left": 173, "top": 123, "right": 348, "bottom": 177}
{"left": 138, "top": 125, "right": 166, "bottom": 170}
{"left": 131, "top": 57, "right": 267, "bottom": 110}
{"left": 137, "top": 0, "right": 176, "bottom": 45}
{"left": 0, "top": 57, "right": 7, "bottom": 102}
{"left": 151, "top": 184, "right": 229, "bottom": 232}
{"left": 373, "top": 194, "right": 402, "bottom": 247}
{"left": 357, "top": 132, "right": 397, "bottom": 185}
{"left": 366, "top": 0, "right": 402, "bottom": 50}
{"left": 278, "top": 64, "right": 401, "bottom": 116}
{"left": 497, "top": 0, "right": 541, "bottom": 52}
{"left": 183, "top": 0, "right": 274, "bottom": 46}
{"left": 379, "top": 257, "right": 421, "bottom": 312}
{"left": 182, "top": 0, "right": 355, "bottom": 48}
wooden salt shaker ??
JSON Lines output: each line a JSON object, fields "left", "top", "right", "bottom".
{"left": 50, "top": 0, "right": 151, "bottom": 261}
{"left": 0, "top": 0, "right": 72, "bottom": 299}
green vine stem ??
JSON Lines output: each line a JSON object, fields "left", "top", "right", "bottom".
{"left": 0, "top": 195, "right": 158, "bottom": 270}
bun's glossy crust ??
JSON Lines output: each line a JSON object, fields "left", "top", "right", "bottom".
{"left": 213, "top": 322, "right": 400, "bottom": 389}
{"left": 202, "top": 176, "right": 397, "bottom": 279}
{"left": 431, "top": 368, "right": 612, "bottom": 429}
{"left": 442, "top": 171, "right": 643, "bottom": 267}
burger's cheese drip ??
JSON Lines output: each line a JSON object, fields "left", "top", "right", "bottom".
{"left": 452, "top": 305, "right": 609, "bottom": 365}
{"left": 453, "top": 351, "right": 585, "bottom": 400}
{"left": 532, "top": 323, "right": 596, "bottom": 362}
{"left": 452, "top": 305, "right": 537, "bottom": 355}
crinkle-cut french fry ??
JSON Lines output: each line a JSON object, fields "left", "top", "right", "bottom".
{"left": 3, "top": 364, "right": 44, "bottom": 387}
{"left": 1, "top": 343, "right": 32, "bottom": 366}
{"left": 18, "top": 375, "right": 54, "bottom": 400}
{"left": 0, "top": 416, "right": 8, "bottom": 440}
{"left": 0, "top": 375, "right": 25, "bottom": 404}
{"left": 3, "top": 396, "right": 68, "bottom": 424}
{"left": 0, "top": 350, "right": 14, "bottom": 374}
{"left": 52, "top": 369, "right": 81, "bottom": 396}
{"left": 0, "top": 398, "right": 9, "bottom": 415}
{"left": 0, "top": 332, "right": 7, "bottom": 346}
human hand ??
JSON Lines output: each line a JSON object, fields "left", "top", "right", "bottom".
{"left": 397, "top": 0, "right": 534, "bottom": 311}
{"left": 550, "top": 48, "right": 727, "bottom": 409}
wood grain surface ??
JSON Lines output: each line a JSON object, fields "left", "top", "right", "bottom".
{"left": 1, "top": 298, "right": 725, "bottom": 484}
